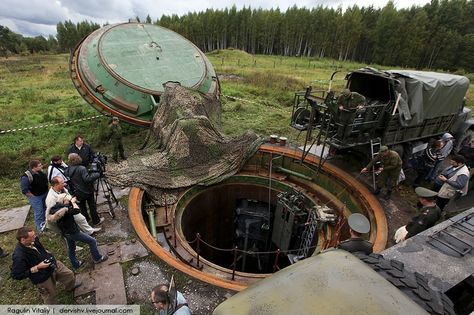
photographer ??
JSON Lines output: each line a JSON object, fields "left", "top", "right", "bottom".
{"left": 49, "top": 195, "right": 108, "bottom": 269}
{"left": 11, "top": 226, "right": 80, "bottom": 304}
{"left": 46, "top": 176, "right": 101, "bottom": 235}
{"left": 64, "top": 153, "right": 104, "bottom": 226}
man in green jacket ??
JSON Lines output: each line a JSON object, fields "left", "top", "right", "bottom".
{"left": 361, "top": 145, "right": 402, "bottom": 200}
{"left": 335, "top": 89, "right": 366, "bottom": 139}
{"left": 108, "top": 117, "right": 126, "bottom": 163}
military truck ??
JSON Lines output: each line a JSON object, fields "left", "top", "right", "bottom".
{"left": 291, "top": 68, "right": 472, "bottom": 160}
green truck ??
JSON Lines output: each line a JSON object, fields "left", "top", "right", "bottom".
{"left": 291, "top": 68, "right": 472, "bottom": 160}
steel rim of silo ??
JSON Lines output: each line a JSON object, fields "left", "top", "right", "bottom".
{"left": 128, "top": 144, "right": 388, "bottom": 291}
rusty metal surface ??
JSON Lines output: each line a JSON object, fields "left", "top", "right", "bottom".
{"left": 128, "top": 145, "right": 388, "bottom": 291}
{"left": 75, "top": 263, "right": 127, "bottom": 305}
{"left": 0, "top": 205, "right": 30, "bottom": 233}
{"left": 128, "top": 188, "right": 247, "bottom": 292}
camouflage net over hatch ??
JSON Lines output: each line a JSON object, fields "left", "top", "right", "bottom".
{"left": 106, "top": 83, "right": 264, "bottom": 205}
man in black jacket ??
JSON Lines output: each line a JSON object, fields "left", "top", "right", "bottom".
{"left": 337, "top": 213, "right": 373, "bottom": 255}
{"left": 20, "top": 160, "right": 49, "bottom": 231}
{"left": 11, "top": 226, "right": 79, "bottom": 304}
{"left": 50, "top": 199, "right": 108, "bottom": 269}
{"left": 67, "top": 135, "right": 94, "bottom": 167}
{"left": 65, "top": 153, "right": 104, "bottom": 226}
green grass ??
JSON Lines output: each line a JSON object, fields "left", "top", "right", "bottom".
{"left": 0, "top": 51, "right": 473, "bottom": 208}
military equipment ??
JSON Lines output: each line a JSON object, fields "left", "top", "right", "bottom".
{"left": 291, "top": 68, "right": 473, "bottom": 160}
{"left": 69, "top": 22, "right": 219, "bottom": 127}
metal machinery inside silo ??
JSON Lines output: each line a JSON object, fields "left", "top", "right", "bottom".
{"left": 129, "top": 144, "right": 387, "bottom": 290}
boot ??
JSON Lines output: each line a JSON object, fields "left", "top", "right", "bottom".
{"left": 373, "top": 188, "right": 381, "bottom": 195}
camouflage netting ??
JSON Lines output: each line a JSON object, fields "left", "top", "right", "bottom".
{"left": 106, "top": 83, "right": 263, "bottom": 205}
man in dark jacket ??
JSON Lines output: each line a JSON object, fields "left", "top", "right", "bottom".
{"left": 338, "top": 213, "right": 373, "bottom": 255}
{"left": 50, "top": 199, "right": 108, "bottom": 269}
{"left": 11, "top": 226, "right": 78, "bottom": 304}
{"left": 20, "top": 160, "right": 49, "bottom": 231}
{"left": 64, "top": 153, "right": 104, "bottom": 226}
{"left": 67, "top": 135, "right": 94, "bottom": 167}
{"left": 394, "top": 187, "right": 441, "bottom": 243}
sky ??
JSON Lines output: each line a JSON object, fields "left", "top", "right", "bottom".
{"left": 0, "top": 0, "right": 431, "bottom": 38}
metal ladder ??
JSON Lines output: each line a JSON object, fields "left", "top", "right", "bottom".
{"left": 370, "top": 138, "right": 381, "bottom": 191}
{"left": 298, "top": 209, "right": 318, "bottom": 259}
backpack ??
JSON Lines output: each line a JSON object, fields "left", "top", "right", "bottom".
{"left": 24, "top": 170, "right": 33, "bottom": 184}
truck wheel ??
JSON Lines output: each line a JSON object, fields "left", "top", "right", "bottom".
{"left": 354, "top": 252, "right": 455, "bottom": 315}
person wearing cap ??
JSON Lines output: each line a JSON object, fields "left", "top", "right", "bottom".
{"left": 107, "top": 116, "right": 126, "bottom": 163}
{"left": 435, "top": 155, "right": 470, "bottom": 210}
{"left": 338, "top": 213, "right": 373, "bottom": 254}
{"left": 428, "top": 133, "right": 455, "bottom": 180}
{"left": 335, "top": 89, "right": 366, "bottom": 139}
{"left": 394, "top": 187, "right": 441, "bottom": 243}
{"left": 361, "top": 145, "right": 402, "bottom": 200}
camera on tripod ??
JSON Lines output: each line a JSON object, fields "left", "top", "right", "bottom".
{"left": 91, "top": 152, "right": 107, "bottom": 176}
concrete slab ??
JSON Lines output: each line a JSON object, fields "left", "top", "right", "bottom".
{"left": 0, "top": 205, "right": 30, "bottom": 233}
{"left": 96, "top": 240, "right": 149, "bottom": 268}
{"left": 75, "top": 263, "right": 127, "bottom": 305}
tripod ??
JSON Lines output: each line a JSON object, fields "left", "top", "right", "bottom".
{"left": 94, "top": 175, "right": 120, "bottom": 218}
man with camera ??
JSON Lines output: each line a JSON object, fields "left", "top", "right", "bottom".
{"left": 11, "top": 226, "right": 80, "bottom": 304}
{"left": 48, "top": 189, "right": 108, "bottom": 269}
{"left": 67, "top": 135, "right": 94, "bottom": 167}
{"left": 65, "top": 153, "right": 104, "bottom": 226}
{"left": 46, "top": 176, "right": 101, "bottom": 235}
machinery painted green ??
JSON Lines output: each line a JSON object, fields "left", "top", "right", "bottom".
{"left": 213, "top": 250, "right": 427, "bottom": 315}
{"left": 70, "top": 22, "right": 219, "bottom": 127}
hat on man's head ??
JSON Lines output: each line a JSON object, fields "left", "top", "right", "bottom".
{"left": 112, "top": 116, "right": 119, "bottom": 121}
{"left": 415, "top": 187, "right": 438, "bottom": 198}
{"left": 379, "top": 145, "right": 388, "bottom": 153}
{"left": 441, "top": 133, "right": 453, "bottom": 141}
{"left": 348, "top": 213, "right": 370, "bottom": 234}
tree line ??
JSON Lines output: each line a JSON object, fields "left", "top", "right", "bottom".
{"left": 0, "top": 0, "right": 473, "bottom": 72}
{"left": 156, "top": 0, "right": 474, "bottom": 72}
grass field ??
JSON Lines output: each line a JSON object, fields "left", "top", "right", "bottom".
{"left": 0, "top": 49, "right": 473, "bottom": 306}
{"left": 1, "top": 50, "right": 473, "bottom": 209}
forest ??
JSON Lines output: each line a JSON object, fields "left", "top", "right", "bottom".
{"left": 0, "top": 0, "right": 474, "bottom": 72}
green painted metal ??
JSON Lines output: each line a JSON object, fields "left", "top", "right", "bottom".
{"left": 275, "top": 166, "right": 313, "bottom": 181}
{"left": 148, "top": 209, "right": 157, "bottom": 238}
{"left": 71, "top": 22, "right": 219, "bottom": 127}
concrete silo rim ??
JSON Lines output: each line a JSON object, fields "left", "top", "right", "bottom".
{"left": 128, "top": 145, "right": 388, "bottom": 291}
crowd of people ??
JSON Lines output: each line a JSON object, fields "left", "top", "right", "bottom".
{"left": 8, "top": 119, "right": 127, "bottom": 304}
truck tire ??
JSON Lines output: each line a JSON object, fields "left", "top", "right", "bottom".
{"left": 354, "top": 252, "right": 456, "bottom": 315}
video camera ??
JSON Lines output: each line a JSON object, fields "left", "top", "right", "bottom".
{"left": 91, "top": 152, "right": 107, "bottom": 176}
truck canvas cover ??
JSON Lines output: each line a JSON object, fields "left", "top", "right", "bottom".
{"left": 388, "top": 70, "right": 469, "bottom": 127}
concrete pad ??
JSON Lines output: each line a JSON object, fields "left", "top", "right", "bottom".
{"left": 96, "top": 240, "right": 149, "bottom": 267}
{"left": 75, "top": 263, "right": 127, "bottom": 305}
{"left": 0, "top": 205, "right": 30, "bottom": 233}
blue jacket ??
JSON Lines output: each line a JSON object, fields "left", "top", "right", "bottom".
{"left": 11, "top": 237, "right": 56, "bottom": 285}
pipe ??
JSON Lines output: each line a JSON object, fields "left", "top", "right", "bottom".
{"left": 147, "top": 209, "right": 157, "bottom": 238}
{"left": 276, "top": 167, "right": 313, "bottom": 181}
